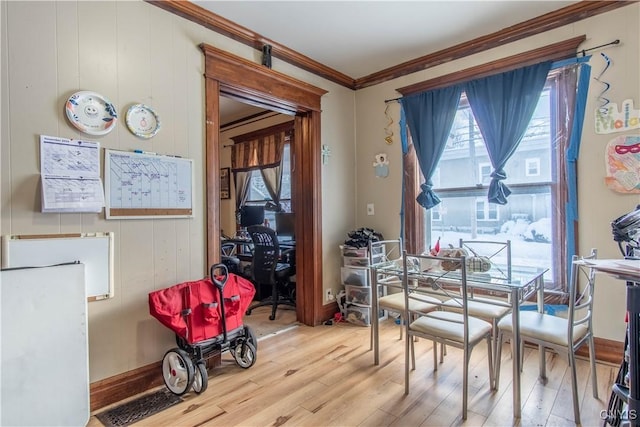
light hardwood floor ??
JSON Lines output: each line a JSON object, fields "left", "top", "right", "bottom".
{"left": 88, "top": 318, "right": 619, "bottom": 427}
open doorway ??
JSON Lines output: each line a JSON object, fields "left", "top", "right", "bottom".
{"left": 201, "top": 43, "right": 328, "bottom": 326}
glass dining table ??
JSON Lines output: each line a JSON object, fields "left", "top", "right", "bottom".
{"left": 370, "top": 258, "right": 548, "bottom": 419}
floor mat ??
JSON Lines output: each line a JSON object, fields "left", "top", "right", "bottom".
{"left": 95, "top": 389, "right": 182, "bottom": 427}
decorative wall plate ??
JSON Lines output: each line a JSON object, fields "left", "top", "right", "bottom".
{"left": 125, "top": 104, "right": 160, "bottom": 139}
{"left": 65, "top": 91, "right": 118, "bottom": 136}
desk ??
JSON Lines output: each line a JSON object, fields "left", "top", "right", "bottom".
{"left": 371, "top": 259, "right": 547, "bottom": 419}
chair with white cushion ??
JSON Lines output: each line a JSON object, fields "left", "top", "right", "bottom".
{"left": 402, "top": 251, "right": 495, "bottom": 420}
{"left": 370, "top": 240, "right": 440, "bottom": 340}
{"left": 495, "top": 249, "right": 598, "bottom": 424}
{"left": 442, "top": 239, "right": 512, "bottom": 377}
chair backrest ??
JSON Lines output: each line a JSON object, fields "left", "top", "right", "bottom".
{"left": 459, "top": 238, "right": 511, "bottom": 280}
{"left": 247, "top": 225, "right": 281, "bottom": 284}
{"left": 402, "top": 251, "right": 473, "bottom": 344}
{"left": 567, "top": 248, "right": 597, "bottom": 337}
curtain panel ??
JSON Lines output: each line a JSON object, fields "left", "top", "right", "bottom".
{"left": 464, "top": 61, "right": 552, "bottom": 205}
{"left": 400, "top": 85, "right": 463, "bottom": 209}
{"left": 231, "top": 130, "right": 286, "bottom": 172}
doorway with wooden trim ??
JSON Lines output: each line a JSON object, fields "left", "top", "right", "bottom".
{"left": 201, "top": 43, "right": 327, "bottom": 326}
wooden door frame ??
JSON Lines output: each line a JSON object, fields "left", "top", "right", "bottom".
{"left": 200, "top": 44, "right": 327, "bottom": 326}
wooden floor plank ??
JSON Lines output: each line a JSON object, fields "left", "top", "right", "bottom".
{"left": 87, "top": 319, "right": 618, "bottom": 427}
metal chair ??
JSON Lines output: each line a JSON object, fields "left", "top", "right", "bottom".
{"left": 370, "top": 240, "right": 440, "bottom": 342}
{"left": 246, "top": 225, "right": 296, "bottom": 321}
{"left": 495, "top": 249, "right": 598, "bottom": 424}
{"left": 442, "top": 239, "right": 513, "bottom": 374}
{"left": 402, "top": 251, "right": 495, "bottom": 420}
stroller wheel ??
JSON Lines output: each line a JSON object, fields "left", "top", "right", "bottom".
{"left": 233, "top": 340, "right": 257, "bottom": 369}
{"left": 162, "top": 348, "right": 194, "bottom": 395}
{"left": 244, "top": 325, "right": 258, "bottom": 350}
{"left": 191, "top": 362, "right": 208, "bottom": 394}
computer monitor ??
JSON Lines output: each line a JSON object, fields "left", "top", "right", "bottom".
{"left": 239, "top": 205, "right": 265, "bottom": 227}
{"left": 275, "top": 212, "right": 295, "bottom": 240}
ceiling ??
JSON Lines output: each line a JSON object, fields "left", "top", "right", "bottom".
{"left": 194, "top": 0, "right": 578, "bottom": 79}
{"left": 200, "top": 0, "right": 580, "bottom": 124}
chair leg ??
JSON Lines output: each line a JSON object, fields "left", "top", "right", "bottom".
{"left": 568, "top": 350, "right": 581, "bottom": 424}
{"left": 588, "top": 335, "right": 598, "bottom": 398}
{"left": 539, "top": 345, "right": 547, "bottom": 383}
{"left": 404, "top": 330, "right": 411, "bottom": 395}
{"left": 462, "top": 347, "right": 469, "bottom": 420}
{"left": 432, "top": 341, "right": 437, "bottom": 371}
{"left": 411, "top": 335, "right": 416, "bottom": 370}
{"left": 487, "top": 336, "right": 495, "bottom": 391}
{"left": 398, "top": 315, "right": 403, "bottom": 340}
{"left": 269, "top": 282, "right": 278, "bottom": 321}
{"left": 495, "top": 331, "right": 504, "bottom": 390}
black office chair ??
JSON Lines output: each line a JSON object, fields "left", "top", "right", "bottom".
{"left": 246, "top": 225, "right": 296, "bottom": 320}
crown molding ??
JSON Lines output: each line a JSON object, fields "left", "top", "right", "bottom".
{"left": 147, "top": 0, "right": 633, "bottom": 91}
{"left": 355, "top": 1, "right": 631, "bottom": 89}
{"left": 145, "top": 0, "right": 355, "bottom": 88}
{"left": 396, "top": 35, "right": 586, "bottom": 96}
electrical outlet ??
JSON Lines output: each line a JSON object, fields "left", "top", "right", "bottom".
{"left": 367, "top": 203, "right": 375, "bottom": 216}
{"left": 325, "top": 289, "right": 334, "bottom": 302}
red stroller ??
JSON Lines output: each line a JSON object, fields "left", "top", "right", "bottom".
{"left": 149, "top": 264, "right": 258, "bottom": 395}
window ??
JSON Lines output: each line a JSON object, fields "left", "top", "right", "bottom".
{"left": 406, "top": 77, "right": 570, "bottom": 292}
{"left": 478, "top": 163, "right": 492, "bottom": 185}
{"left": 476, "top": 198, "right": 499, "bottom": 221}
{"left": 525, "top": 158, "right": 541, "bottom": 177}
{"left": 245, "top": 142, "right": 292, "bottom": 227}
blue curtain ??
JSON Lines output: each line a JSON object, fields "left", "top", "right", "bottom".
{"left": 565, "top": 61, "right": 591, "bottom": 281}
{"left": 400, "top": 85, "right": 462, "bottom": 209}
{"left": 464, "top": 61, "right": 552, "bottom": 204}
{"left": 399, "top": 106, "right": 408, "bottom": 242}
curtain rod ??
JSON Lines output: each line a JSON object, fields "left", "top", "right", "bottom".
{"left": 384, "top": 38, "right": 620, "bottom": 105}
{"left": 579, "top": 39, "right": 620, "bottom": 57}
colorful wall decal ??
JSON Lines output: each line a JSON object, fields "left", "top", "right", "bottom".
{"left": 604, "top": 134, "right": 640, "bottom": 193}
{"left": 595, "top": 99, "right": 640, "bottom": 134}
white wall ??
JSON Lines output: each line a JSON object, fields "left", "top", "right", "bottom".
{"left": 354, "top": 4, "right": 640, "bottom": 341}
{"left": 0, "top": 0, "right": 356, "bottom": 382}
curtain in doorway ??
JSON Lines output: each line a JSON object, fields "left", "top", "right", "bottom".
{"left": 231, "top": 130, "right": 287, "bottom": 211}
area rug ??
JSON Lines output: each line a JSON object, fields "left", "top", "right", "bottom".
{"left": 243, "top": 305, "right": 299, "bottom": 340}
{"left": 95, "top": 389, "right": 182, "bottom": 427}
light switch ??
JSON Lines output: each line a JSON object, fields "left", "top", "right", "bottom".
{"left": 367, "top": 203, "right": 375, "bottom": 216}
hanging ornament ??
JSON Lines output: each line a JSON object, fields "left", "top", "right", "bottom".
{"left": 594, "top": 52, "right": 612, "bottom": 114}
{"left": 384, "top": 103, "right": 394, "bottom": 145}
{"left": 373, "top": 153, "right": 389, "bottom": 178}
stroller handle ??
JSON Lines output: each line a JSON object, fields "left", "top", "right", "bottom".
{"left": 210, "top": 263, "right": 229, "bottom": 290}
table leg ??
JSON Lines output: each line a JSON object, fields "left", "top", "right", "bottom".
{"left": 512, "top": 287, "right": 522, "bottom": 419}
